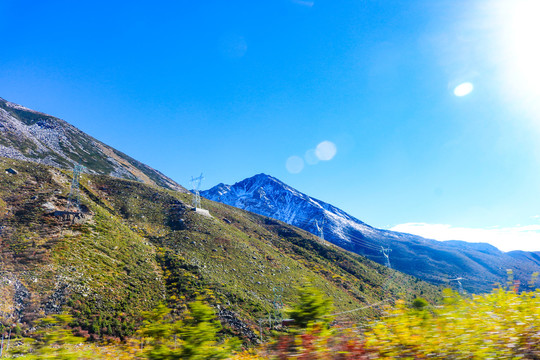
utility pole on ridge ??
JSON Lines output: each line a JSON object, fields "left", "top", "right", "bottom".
{"left": 315, "top": 219, "right": 326, "bottom": 245}
{"left": 380, "top": 246, "right": 392, "bottom": 269}
{"left": 450, "top": 277, "right": 464, "bottom": 294}
{"left": 67, "top": 164, "right": 85, "bottom": 213}
{"left": 268, "top": 287, "right": 284, "bottom": 329}
{"left": 190, "top": 173, "right": 204, "bottom": 209}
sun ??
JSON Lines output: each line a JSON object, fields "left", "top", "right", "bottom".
{"left": 497, "top": 0, "right": 540, "bottom": 111}
{"left": 505, "top": 1, "right": 540, "bottom": 77}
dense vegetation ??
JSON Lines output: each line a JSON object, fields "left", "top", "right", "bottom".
{"left": 0, "top": 157, "right": 440, "bottom": 343}
{"left": 1, "top": 158, "right": 539, "bottom": 359}
{"left": 1, "top": 287, "right": 539, "bottom": 359}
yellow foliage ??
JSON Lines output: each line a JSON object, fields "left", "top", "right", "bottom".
{"left": 229, "top": 349, "right": 265, "bottom": 360}
{"left": 365, "top": 288, "right": 540, "bottom": 359}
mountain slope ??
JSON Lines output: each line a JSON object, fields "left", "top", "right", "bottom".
{"left": 0, "top": 158, "right": 440, "bottom": 342}
{"left": 201, "top": 174, "right": 540, "bottom": 293}
{"left": 0, "top": 97, "right": 186, "bottom": 192}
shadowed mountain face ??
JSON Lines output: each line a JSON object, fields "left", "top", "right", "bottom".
{"left": 0, "top": 97, "right": 186, "bottom": 192}
{"left": 202, "top": 174, "right": 540, "bottom": 293}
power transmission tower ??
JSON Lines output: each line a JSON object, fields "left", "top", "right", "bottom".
{"left": 450, "top": 277, "right": 464, "bottom": 294}
{"left": 315, "top": 219, "right": 326, "bottom": 245}
{"left": 190, "top": 173, "right": 204, "bottom": 209}
{"left": 380, "top": 246, "right": 392, "bottom": 269}
{"left": 268, "top": 287, "right": 284, "bottom": 329}
{"left": 67, "top": 164, "right": 85, "bottom": 213}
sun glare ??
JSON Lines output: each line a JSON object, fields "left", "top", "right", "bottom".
{"left": 497, "top": 0, "right": 540, "bottom": 115}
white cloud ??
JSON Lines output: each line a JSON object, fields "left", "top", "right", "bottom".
{"left": 390, "top": 222, "right": 540, "bottom": 252}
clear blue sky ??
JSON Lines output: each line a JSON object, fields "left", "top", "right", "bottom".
{"left": 1, "top": 0, "right": 539, "bottom": 250}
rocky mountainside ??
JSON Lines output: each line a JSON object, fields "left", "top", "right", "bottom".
{"left": 0, "top": 158, "right": 440, "bottom": 342}
{"left": 0, "top": 97, "right": 186, "bottom": 192}
{"left": 202, "top": 174, "right": 540, "bottom": 293}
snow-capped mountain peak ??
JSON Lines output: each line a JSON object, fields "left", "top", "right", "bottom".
{"left": 201, "top": 173, "right": 540, "bottom": 293}
{"left": 201, "top": 173, "right": 372, "bottom": 245}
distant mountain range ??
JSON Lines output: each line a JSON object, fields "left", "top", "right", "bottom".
{"left": 202, "top": 174, "right": 540, "bottom": 293}
{"left": 0, "top": 97, "right": 186, "bottom": 192}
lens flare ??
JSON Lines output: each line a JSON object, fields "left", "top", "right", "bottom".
{"left": 286, "top": 156, "right": 304, "bottom": 174}
{"left": 453, "top": 82, "right": 474, "bottom": 97}
{"left": 304, "top": 149, "right": 319, "bottom": 165}
{"left": 315, "top": 141, "right": 337, "bottom": 161}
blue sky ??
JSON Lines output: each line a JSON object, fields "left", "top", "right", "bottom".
{"left": 1, "top": 0, "right": 539, "bottom": 251}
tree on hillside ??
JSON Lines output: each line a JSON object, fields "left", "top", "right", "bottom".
{"left": 286, "top": 284, "right": 333, "bottom": 329}
{"left": 139, "top": 301, "right": 240, "bottom": 360}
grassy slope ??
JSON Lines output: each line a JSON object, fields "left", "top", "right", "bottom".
{"left": 0, "top": 157, "right": 440, "bottom": 341}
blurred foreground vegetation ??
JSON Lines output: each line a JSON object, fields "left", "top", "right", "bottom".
{"left": 1, "top": 286, "right": 540, "bottom": 359}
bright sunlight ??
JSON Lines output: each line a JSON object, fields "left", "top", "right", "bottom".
{"left": 496, "top": 0, "right": 540, "bottom": 117}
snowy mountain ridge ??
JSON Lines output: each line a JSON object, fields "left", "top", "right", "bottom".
{"left": 202, "top": 173, "right": 540, "bottom": 293}
{"left": 203, "top": 173, "right": 375, "bottom": 245}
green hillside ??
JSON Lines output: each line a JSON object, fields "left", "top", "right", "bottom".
{"left": 0, "top": 157, "right": 440, "bottom": 341}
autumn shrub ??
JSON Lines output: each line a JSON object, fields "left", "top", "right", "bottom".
{"left": 364, "top": 288, "right": 540, "bottom": 359}
{"left": 260, "top": 287, "right": 540, "bottom": 359}
{"left": 13, "top": 313, "right": 87, "bottom": 359}
{"left": 270, "top": 325, "right": 372, "bottom": 360}
{"left": 7, "top": 288, "right": 540, "bottom": 360}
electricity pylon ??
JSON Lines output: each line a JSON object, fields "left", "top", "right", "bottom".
{"left": 315, "top": 219, "right": 326, "bottom": 245}
{"left": 67, "top": 164, "right": 85, "bottom": 213}
{"left": 268, "top": 287, "right": 284, "bottom": 329}
{"left": 190, "top": 173, "right": 204, "bottom": 209}
{"left": 381, "top": 246, "right": 392, "bottom": 269}
{"left": 450, "top": 277, "right": 464, "bottom": 294}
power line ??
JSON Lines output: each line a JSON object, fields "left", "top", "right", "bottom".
{"left": 346, "top": 235, "right": 382, "bottom": 251}
{"left": 271, "top": 212, "right": 373, "bottom": 245}
{"left": 342, "top": 233, "right": 383, "bottom": 251}
{"left": 258, "top": 299, "right": 392, "bottom": 331}
{"left": 255, "top": 210, "right": 385, "bottom": 252}
{"left": 325, "top": 299, "right": 392, "bottom": 317}
{"left": 343, "top": 227, "right": 391, "bottom": 247}
{"left": 238, "top": 201, "right": 393, "bottom": 251}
